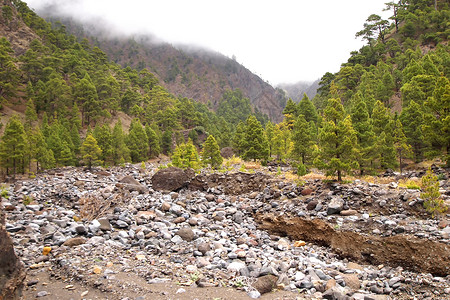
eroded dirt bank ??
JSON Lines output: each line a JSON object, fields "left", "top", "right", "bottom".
{"left": 256, "top": 214, "right": 450, "bottom": 277}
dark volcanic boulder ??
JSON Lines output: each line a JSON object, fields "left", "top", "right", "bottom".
{"left": 0, "top": 206, "right": 26, "bottom": 300}
{"left": 151, "top": 167, "right": 195, "bottom": 191}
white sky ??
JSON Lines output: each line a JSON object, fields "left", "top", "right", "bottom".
{"left": 24, "top": 0, "right": 391, "bottom": 85}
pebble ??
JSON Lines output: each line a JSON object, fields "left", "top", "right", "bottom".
{"left": 3, "top": 164, "right": 449, "bottom": 300}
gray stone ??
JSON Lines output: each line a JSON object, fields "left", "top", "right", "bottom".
{"left": 75, "top": 225, "right": 87, "bottom": 235}
{"left": 98, "top": 218, "right": 112, "bottom": 231}
{"left": 177, "top": 227, "right": 195, "bottom": 241}
{"left": 327, "top": 197, "right": 344, "bottom": 215}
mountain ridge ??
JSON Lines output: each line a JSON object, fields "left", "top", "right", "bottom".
{"left": 36, "top": 11, "right": 287, "bottom": 122}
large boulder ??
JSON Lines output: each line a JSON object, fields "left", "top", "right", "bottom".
{"left": 151, "top": 167, "right": 195, "bottom": 192}
{"left": 0, "top": 207, "right": 26, "bottom": 300}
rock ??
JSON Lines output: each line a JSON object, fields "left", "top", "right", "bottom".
{"left": 161, "top": 202, "right": 171, "bottom": 211}
{"left": 227, "top": 261, "right": 246, "bottom": 273}
{"left": 0, "top": 207, "right": 26, "bottom": 300}
{"left": 36, "top": 291, "right": 48, "bottom": 297}
{"left": 342, "top": 273, "right": 360, "bottom": 290}
{"left": 306, "top": 200, "right": 318, "bottom": 210}
{"left": 197, "top": 243, "right": 211, "bottom": 255}
{"left": 176, "top": 227, "right": 195, "bottom": 241}
{"left": 233, "top": 211, "right": 244, "bottom": 223}
{"left": 322, "top": 286, "right": 347, "bottom": 300}
{"left": 119, "top": 176, "right": 147, "bottom": 194}
{"left": 327, "top": 197, "right": 344, "bottom": 215}
{"left": 173, "top": 217, "right": 186, "bottom": 224}
{"left": 75, "top": 225, "right": 87, "bottom": 235}
{"left": 340, "top": 209, "right": 357, "bottom": 216}
{"left": 151, "top": 167, "right": 195, "bottom": 191}
{"left": 247, "top": 290, "right": 261, "bottom": 299}
{"left": 252, "top": 275, "right": 278, "bottom": 294}
{"left": 301, "top": 188, "right": 313, "bottom": 196}
{"left": 347, "top": 262, "right": 363, "bottom": 271}
{"left": 97, "top": 218, "right": 112, "bottom": 231}
{"left": 325, "top": 278, "right": 337, "bottom": 290}
{"left": 63, "top": 237, "right": 86, "bottom": 247}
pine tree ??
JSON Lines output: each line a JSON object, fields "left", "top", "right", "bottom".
{"left": 127, "top": 118, "right": 148, "bottom": 163}
{"left": 393, "top": 119, "right": 412, "bottom": 174}
{"left": 242, "top": 115, "right": 269, "bottom": 162}
{"left": 0, "top": 115, "right": 26, "bottom": 175}
{"left": 265, "top": 121, "right": 275, "bottom": 158}
{"left": 145, "top": 125, "right": 160, "bottom": 158}
{"left": 24, "top": 99, "right": 38, "bottom": 129}
{"left": 315, "top": 98, "right": 358, "bottom": 181}
{"left": 111, "top": 120, "right": 130, "bottom": 164}
{"left": 202, "top": 135, "right": 223, "bottom": 169}
{"left": 93, "top": 124, "right": 112, "bottom": 165}
{"left": 292, "top": 114, "right": 314, "bottom": 165}
{"left": 32, "top": 126, "right": 55, "bottom": 171}
{"left": 161, "top": 130, "right": 173, "bottom": 155}
{"left": 232, "top": 121, "right": 246, "bottom": 156}
{"left": 351, "top": 95, "right": 377, "bottom": 175}
{"left": 80, "top": 134, "right": 102, "bottom": 169}
{"left": 400, "top": 100, "right": 425, "bottom": 162}
{"left": 297, "top": 94, "right": 318, "bottom": 124}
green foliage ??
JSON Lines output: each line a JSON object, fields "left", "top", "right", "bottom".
{"left": 171, "top": 139, "right": 200, "bottom": 169}
{"left": 127, "top": 118, "right": 148, "bottom": 163}
{"left": 315, "top": 98, "right": 358, "bottom": 181}
{"left": 421, "top": 168, "right": 447, "bottom": 217}
{"left": 80, "top": 133, "right": 102, "bottom": 169}
{"left": 0, "top": 115, "right": 26, "bottom": 175}
{"left": 242, "top": 115, "right": 269, "bottom": 162}
{"left": 201, "top": 135, "right": 223, "bottom": 169}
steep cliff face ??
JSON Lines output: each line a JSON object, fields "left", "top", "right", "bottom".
{"left": 0, "top": 1, "right": 40, "bottom": 56}
{"left": 41, "top": 16, "right": 287, "bottom": 122}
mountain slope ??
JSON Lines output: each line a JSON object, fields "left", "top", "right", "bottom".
{"left": 36, "top": 11, "right": 287, "bottom": 122}
{"left": 277, "top": 79, "right": 319, "bottom": 102}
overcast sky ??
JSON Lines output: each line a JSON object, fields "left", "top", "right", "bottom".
{"left": 24, "top": 0, "right": 391, "bottom": 85}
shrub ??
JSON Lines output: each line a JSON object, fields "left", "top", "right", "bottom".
{"left": 421, "top": 168, "right": 447, "bottom": 217}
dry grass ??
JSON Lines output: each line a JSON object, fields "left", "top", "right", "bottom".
{"left": 398, "top": 178, "right": 422, "bottom": 190}
{"left": 243, "top": 162, "right": 261, "bottom": 170}
{"left": 79, "top": 195, "right": 114, "bottom": 221}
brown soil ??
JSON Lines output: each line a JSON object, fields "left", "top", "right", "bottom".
{"left": 256, "top": 214, "right": 450, "bottom": 277}
{"left": 23, "top": 269, "right": 299, "bottom": 300}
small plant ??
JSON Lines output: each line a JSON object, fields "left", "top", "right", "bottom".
{"left": 190, "top": 272, "right": 200, "bottom": 282}
{"left": 406, "top": 183, "right": 421, "bottom": 190}
{"left": 276, "top": 166, "right": 282, "bottom": 176}
{"left": 140, "top": 161, "right": 146, "bottom": 169}
{"left": 239, "top": 164, "right": 246, "bottom": 172}
{"left": 421, "top": 168, "right": 448, "bottom": 217}
{"left": 22, "top": 195, "right": 33, "bottom": 205}
{"left": 0, "top": 185, "right": 9, "bottom": 199}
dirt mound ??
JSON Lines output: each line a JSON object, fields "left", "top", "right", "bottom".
{"left": 256, "top": 214, "right": 450, "bottom": 277}
{"left": 189, "top": 172, "right": 271, "bottom": 195}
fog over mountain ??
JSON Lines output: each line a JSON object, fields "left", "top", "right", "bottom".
{"left": 24, "top": 0, "right": 390, "bottom": 84}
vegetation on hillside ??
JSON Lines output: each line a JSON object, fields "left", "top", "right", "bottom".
{"left": 0, "top": 0, "right": 449, "bottom": 183}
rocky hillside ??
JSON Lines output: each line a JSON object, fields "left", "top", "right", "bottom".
{"left": 277, "top": 79, "right": 320, "bottom": 102}
{"left": 37, "top": 12, "right": 287, "bottom": 122}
